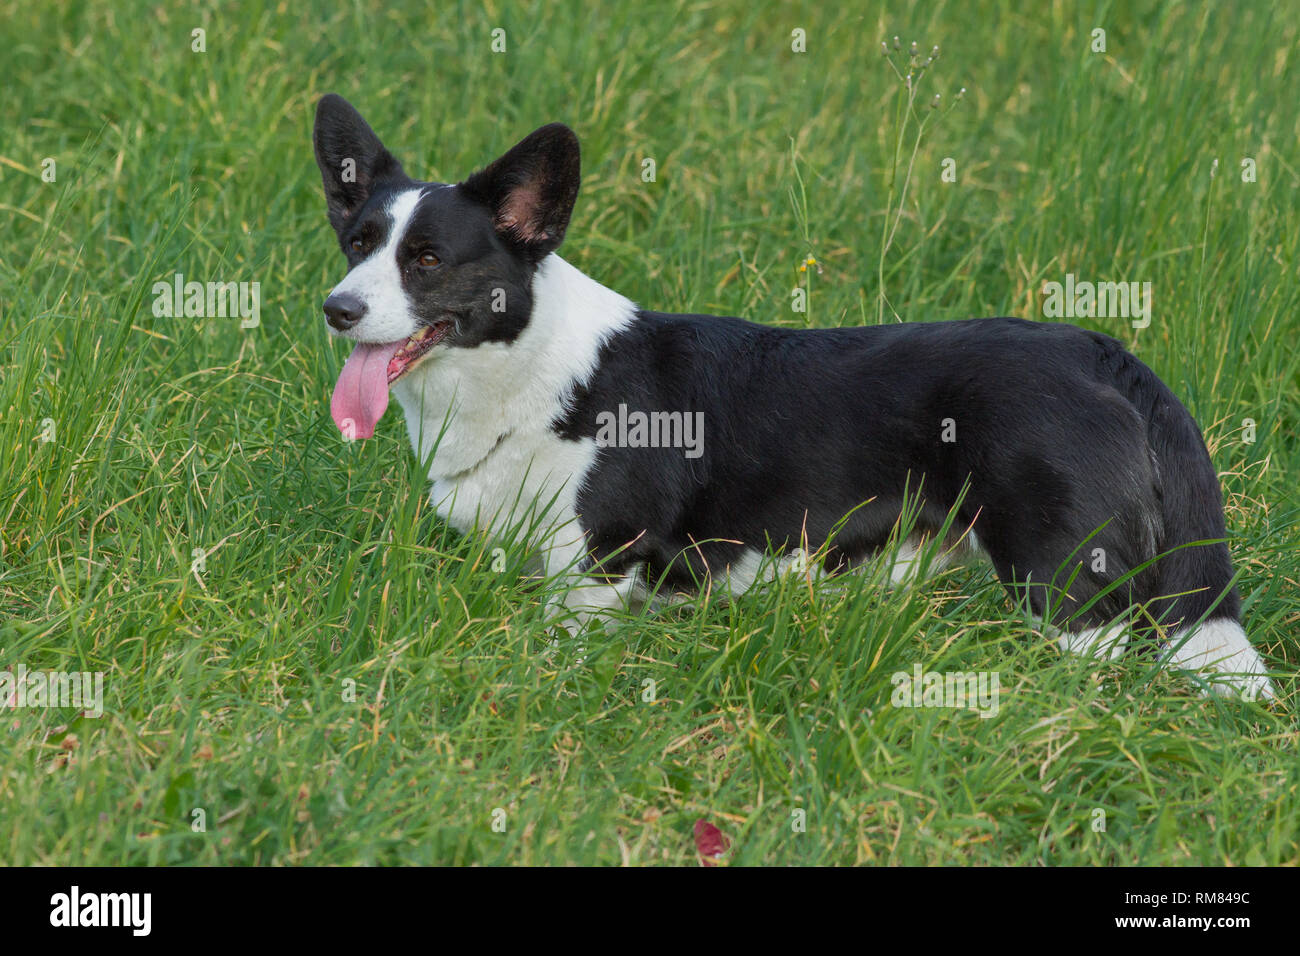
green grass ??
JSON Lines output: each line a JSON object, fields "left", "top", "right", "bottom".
{"left": 1, "top": 0, "right": 1298, "bottom": 865}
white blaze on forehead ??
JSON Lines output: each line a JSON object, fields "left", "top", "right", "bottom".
{"left": 330, "top": 186, "right": 425, "bottom": 343}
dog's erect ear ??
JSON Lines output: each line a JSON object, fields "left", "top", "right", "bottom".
{"left": 313, "top": 94, "right": 406, "bottom": 233}
{"left": 459, "top": 123, "right": 580, "bottom": 259}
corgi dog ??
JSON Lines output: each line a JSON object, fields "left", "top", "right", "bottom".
{"left": 313, "top": 94, "right": 1274, "bottom": 700}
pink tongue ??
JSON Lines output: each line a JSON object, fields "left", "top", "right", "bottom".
{"left": 330, "top": 340, "right": 404, "bottom": 439}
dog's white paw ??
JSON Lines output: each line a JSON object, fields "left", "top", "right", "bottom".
{"left": 1057, "top": 622, "right": 1131, "bottom": 661}
{"left": 1165, "top": 619, "right": 1276, "bottom": 701}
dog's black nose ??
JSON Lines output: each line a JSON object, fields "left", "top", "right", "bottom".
{"left": 323, "top": 292, "right": 367, "bottom": 331}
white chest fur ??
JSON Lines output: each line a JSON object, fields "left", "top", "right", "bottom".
{"left": 389, "top": 254, "right": 635, "bottom": 573}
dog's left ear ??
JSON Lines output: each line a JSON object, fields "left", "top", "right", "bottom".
{"left": 459, "top": 123, "right": 580, "bottom": 259}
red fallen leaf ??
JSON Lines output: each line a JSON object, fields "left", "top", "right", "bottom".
{"left": 693, "top": 819, "right": 729, "bottom": 866}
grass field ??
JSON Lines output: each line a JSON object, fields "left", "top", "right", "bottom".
{"left": 1, "top": 0, "right": 1297, "bottom": 865}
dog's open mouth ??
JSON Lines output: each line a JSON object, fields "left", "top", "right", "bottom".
{"left": 386, "top": 321, "right": 452, "bottom": 384}
{"left": 330, "top": 320, "right": 452, "bottom": 439}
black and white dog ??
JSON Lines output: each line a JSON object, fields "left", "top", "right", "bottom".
{"left": 313, "top": 94, "right": 1274, "bottom": 700}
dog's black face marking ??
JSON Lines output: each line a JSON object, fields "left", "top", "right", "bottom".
{"left": 313, "top": 94, "right": 581, "bottom": 349}
{"left": 337, "top": 181, "right": 536, "bottom": 347}
{"left": 402, "top": 188, "right": 536, "bottom": 347}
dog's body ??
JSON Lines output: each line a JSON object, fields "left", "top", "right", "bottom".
{"left": 313, "top": 94, "right": 1274, "bottom": 699}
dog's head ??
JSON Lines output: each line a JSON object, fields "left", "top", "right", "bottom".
{"left": 312, "top": 93, "right": 580, "bottom": 438}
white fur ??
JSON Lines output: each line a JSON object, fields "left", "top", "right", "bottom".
{"left": 329, "top": 187, "right": 425, "bottom": 344}
{"left": 1056, "top": 621, "right": 1130, "bottom": 661}
{"left": 718, "top": 547, "right": 820, "bottom": 597}
{"left": 392, "top": 254, "right": 636, "bottom": 603}
{"left": 886, "top": 538, "right": 925, "bottom": 585}
{"left": 885, "top": 532, "right": 981, "bottom": 585}
{"left": 621, "top": 549, "right": 807, "bottom": 615}
{"left": 1050, "top": 617, "right": 1276, "bottom": 700}
{"left": 722, "top": 549, "right": 767, "bottom": 595}
{"left": 1165, "top": 619, "right": 1275, "bottom": 700}
{"left": 711, "top": 531, "right": 980, "bottom": 601}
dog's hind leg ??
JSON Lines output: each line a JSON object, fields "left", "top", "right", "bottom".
{"left": 1163, "top": 619, "right": 1274, "bottom": 700}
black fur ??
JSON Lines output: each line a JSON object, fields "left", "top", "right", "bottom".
{"left": 556, "top": 314, "right": 1238, "bottom": 634}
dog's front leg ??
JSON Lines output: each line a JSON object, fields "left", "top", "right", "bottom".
{"left": 537, "top": 536, "right": 645, "bottom": 656}
{"left": 544, "top": 571, "right": 643, "bottom": 633}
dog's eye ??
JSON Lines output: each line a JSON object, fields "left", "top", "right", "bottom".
{"left": 349, "top": 238, "right": 363, "bottom": 253}
{"left": 418, "top": 252, "right": 440, "bottom": 267}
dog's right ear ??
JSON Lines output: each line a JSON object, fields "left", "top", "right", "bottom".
{"left": 313, "top": 94, "right": 406, "bottom": 233}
